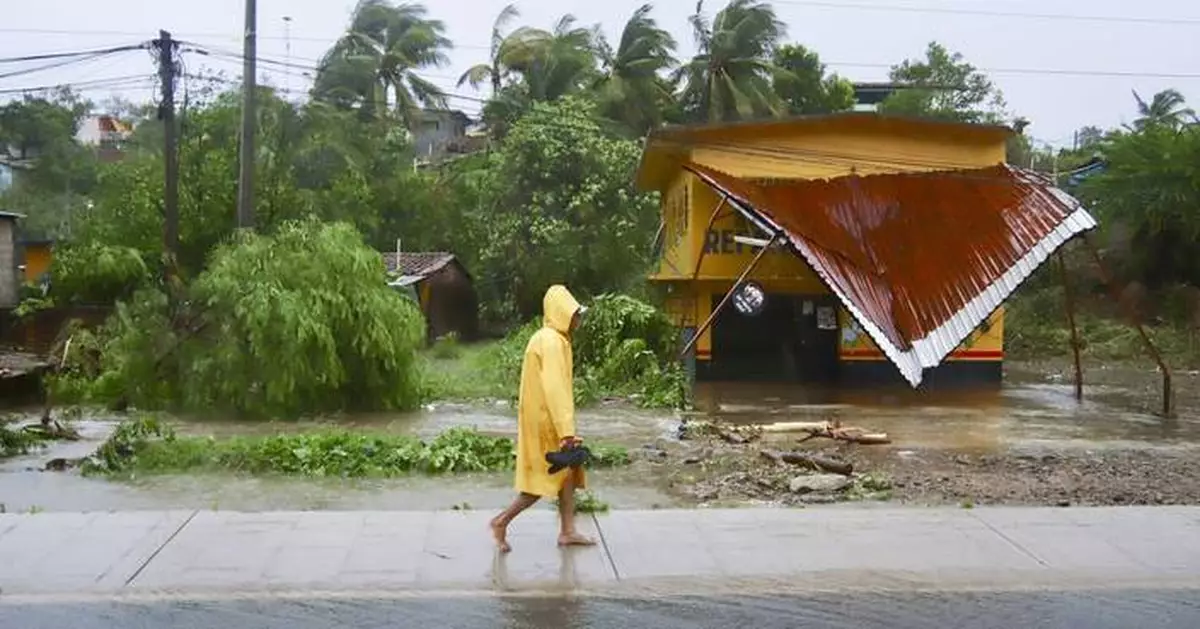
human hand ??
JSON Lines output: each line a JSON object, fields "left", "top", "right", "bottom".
{"left": 560, "top": 436, "right": 583, "bottom": 449}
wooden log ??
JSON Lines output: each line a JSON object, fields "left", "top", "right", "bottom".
{"left": 758, "top": 421, "right": 831, "bottom": 433}
{"left": 760, "top": 449, "right": 854, "bottom": 476}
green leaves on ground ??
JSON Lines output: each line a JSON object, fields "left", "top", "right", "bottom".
{"left": 82, "top": 418, "right": 631, "bottom": 479}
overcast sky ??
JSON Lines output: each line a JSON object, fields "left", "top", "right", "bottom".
{"left": 2, "top": 0, "right": 1198, "bottom": 148}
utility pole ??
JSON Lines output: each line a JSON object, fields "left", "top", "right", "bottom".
{"left": 154, "top": 30, "right": 180, "bottom": 278}
{"left": 283, "top": 16, "right": 293, "bottom": 97}
{"left": 237, "top": 0, "right": 258, "bottom": 230}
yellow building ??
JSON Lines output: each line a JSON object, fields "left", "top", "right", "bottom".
{"left": 636, "top": 113, "right": 1093, "bottom": 388}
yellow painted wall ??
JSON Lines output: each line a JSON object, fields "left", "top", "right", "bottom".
{"left": 655, "top": 171, "right": 694, "bottom": 278}
{"left": 687, "top": 125, "right": 1006, "bottom": 180}
{"left": 23, "top": 243, "right": 52, "bottom": 283}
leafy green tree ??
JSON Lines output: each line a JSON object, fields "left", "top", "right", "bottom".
{"left": 312, "top": 0, "right": 451, "bottom": 129}
{"left": 1078, "top": 123, "right": 1200, "bottom": 287}
{"left": 878, "top": 41, "right": 1006, "bottom": 124}
{"left": 471, "top": 97, "right": 659, "bottom": 321}
{"left": 677, "top": 0, "right": 787, "bottom": 123}
{"left": 771, "top": 44, "right": 855, "bottom": 115}
{"left": 594, "top": 4, "right": 679, "bottom": 135}
{"left": 0, "top": 91, "right": 97, "bottom": 238}
{"left": 66, "top": 220, "right": 428, "bottom": 417}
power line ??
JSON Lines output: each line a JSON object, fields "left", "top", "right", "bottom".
{"left": 0, "top": 74, "right": 154, "bottom": 95}
{"left": 823, "top": 60, "right": 1200, "bottom": 80}
{"left": 0, "top": 43, "right": 148, "bottom": 64}
{"left": 0, "top": 48, "right": 145, "bottom": 81}
{"left": 772, "top": 0, "right": 1200, "bottom": 26}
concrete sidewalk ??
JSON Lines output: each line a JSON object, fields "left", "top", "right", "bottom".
{"left": 2, "top": 506, "right": 1199, "bottom": 598}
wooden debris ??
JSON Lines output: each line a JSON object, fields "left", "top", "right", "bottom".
{"left": 760, "top": 449, "right": 854, "bottom": 476}
{"left": 757, "top": 419, "right": 890, "bottom": 445}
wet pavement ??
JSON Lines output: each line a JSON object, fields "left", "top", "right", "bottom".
{"left": 4, "top": 589, "right": 1200, "bottom": 629}
{"left": 2, "top": 506, "right": 1200, "bottom": 628}
{"left": 2, "top": 507, "right": 1198, "bottom": 597}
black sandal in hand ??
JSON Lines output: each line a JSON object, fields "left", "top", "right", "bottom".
{"left": 546, "top": 443, "right": 592, "bottom": 474}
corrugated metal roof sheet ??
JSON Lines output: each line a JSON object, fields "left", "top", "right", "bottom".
{"left": 380, "top": 252, "right": 457, "bottom": 279}
{"left": 684, "top": 162, "right": 1098, "bottom": 388}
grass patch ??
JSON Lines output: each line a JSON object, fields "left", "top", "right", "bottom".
{"left": 1006, "top": 286, "right": 1200, "bottom": 366}
{"left": 82, "top": 416, "right": 633, "bottom": 480}
{"left": 553, "top": 490, "right": 610, "bottom": 514}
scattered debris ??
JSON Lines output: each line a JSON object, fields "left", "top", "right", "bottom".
{"left": 760, "top": 449, "right": 854, "bottom": 476}
{"left": 759, "top": 420, "right": 891, "bottom": 445}
{"left": 789, "top": 474, "right": 853, "bottom": 494}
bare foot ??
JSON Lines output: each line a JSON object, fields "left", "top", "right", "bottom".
{"left": 490, "top": 518, "right": 512, "bottom": 554}
{"left": 557, "top": 532, "right": 597, "bottom": 547}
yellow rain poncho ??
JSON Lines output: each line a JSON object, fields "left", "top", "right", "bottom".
{"left": 514, "top": 285, "right": 586, "bottom": 498}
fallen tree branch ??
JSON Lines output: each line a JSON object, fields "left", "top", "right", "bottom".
{"left": 758, "top": 420, "right": 891, "bottom": 445}
{"left": 760, "top": 449, "right": 854, "bottom": 476}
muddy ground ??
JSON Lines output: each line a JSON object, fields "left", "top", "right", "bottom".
{"left": 650, "top": 359, "right": 1200, "bottom": 508}
{"left": 648, "top": 436, "right": 1200, "bottom": 508}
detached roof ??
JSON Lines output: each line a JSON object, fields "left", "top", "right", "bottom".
{"left": 381, "top": 252, "right": 466, "bottom": 287}
{"left": 685, "top": 162, "right": 1097, "bottom": 388}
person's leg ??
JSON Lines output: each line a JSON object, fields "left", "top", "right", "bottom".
{"left": 490, "top": 493, "right": 539, "bottom": 553}
{"left": 557, "top": 471, "right": 596, "bottom": 547}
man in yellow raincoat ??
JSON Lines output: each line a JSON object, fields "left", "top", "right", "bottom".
{"left": 490, "top": 285, "right": 594, "bottom": 553}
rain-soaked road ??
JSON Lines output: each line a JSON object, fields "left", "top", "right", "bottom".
{"left": 4, "top": 589, "right": 1200, "bottom": 628}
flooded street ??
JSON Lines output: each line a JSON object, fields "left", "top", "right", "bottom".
{"left": 3, "top": 359, "right": 1200, "bottom": 513}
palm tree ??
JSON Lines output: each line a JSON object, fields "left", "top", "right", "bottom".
{"left": 1131, "top": 89, "right": 1197, "bottom": 130}
{"left": 594, "top": 4, "right": 678, "bottom": 135}
{"left": 457, "top": 4, "right": 526, "bottom": 94}
{"left": 509, "top": 15, "right": 599, "bottom": 102}
{"left": 312, "top": 0, "right": 452, "bottom": 130}
{"left": 676, "top": 0, "right": 787, "bottom": 123}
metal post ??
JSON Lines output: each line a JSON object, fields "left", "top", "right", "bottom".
{"left": 678, "top": 232, "right": 781, "bottom": 359}
{"left": 1082, "top": 234, "right": 1173, "bottom": 418}
{"left": 1057, "top": 251, "right": 1083, "bottom": 401}
{"left": 691, "top": 195, "right": 728, "bottom": 279}
{"left": 236, "top": 0, "right": 258, "bottom": 230}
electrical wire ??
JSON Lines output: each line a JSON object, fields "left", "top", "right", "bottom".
{"left": 0, "top": 43, "right": 149, "bottom": 64}
{"left": 0, "top": 74, "right": 155, "bottom": 95}
{"left": 0, "top": 45, "right": 149, "bottom": 81}
{"left": 770, "top": 0, "right": 1200, "bottom": 26}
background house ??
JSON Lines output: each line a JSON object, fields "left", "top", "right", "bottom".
{"left": 382, "top": 251, "right": 479, "bottom": 344}
{"left": 75, "top": 114, "right": 132, "bottom": 163}
{"left": 0, "top": 211, "right": 24, "bottom": 309}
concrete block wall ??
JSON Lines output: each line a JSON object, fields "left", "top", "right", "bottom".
{"left": 0, "top": 220, "right": 15, "bottom": 308}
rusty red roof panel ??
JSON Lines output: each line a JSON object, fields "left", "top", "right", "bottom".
{"left": 683, "top": 162, "right": 1097, "bottom": 387}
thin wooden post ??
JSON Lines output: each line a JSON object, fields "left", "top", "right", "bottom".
{"left": 1081, "top": 234, "right": 1173, "bottom": 418}
{"left": 678, "top": 232, "right": 781, "bottom": 359}
{"left": 1057, "top": 250, "right": 1083, "bottom": 401}
{"left": 691, "top": 195, "right": 728, "bottom": 279}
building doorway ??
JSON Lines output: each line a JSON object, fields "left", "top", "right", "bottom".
{"left": 707, "top": 293, "right": 840, "bottom": 383}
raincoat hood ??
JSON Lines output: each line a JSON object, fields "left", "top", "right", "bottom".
{"left": 542, "top": 285, "right": 582, "bottom": 335}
